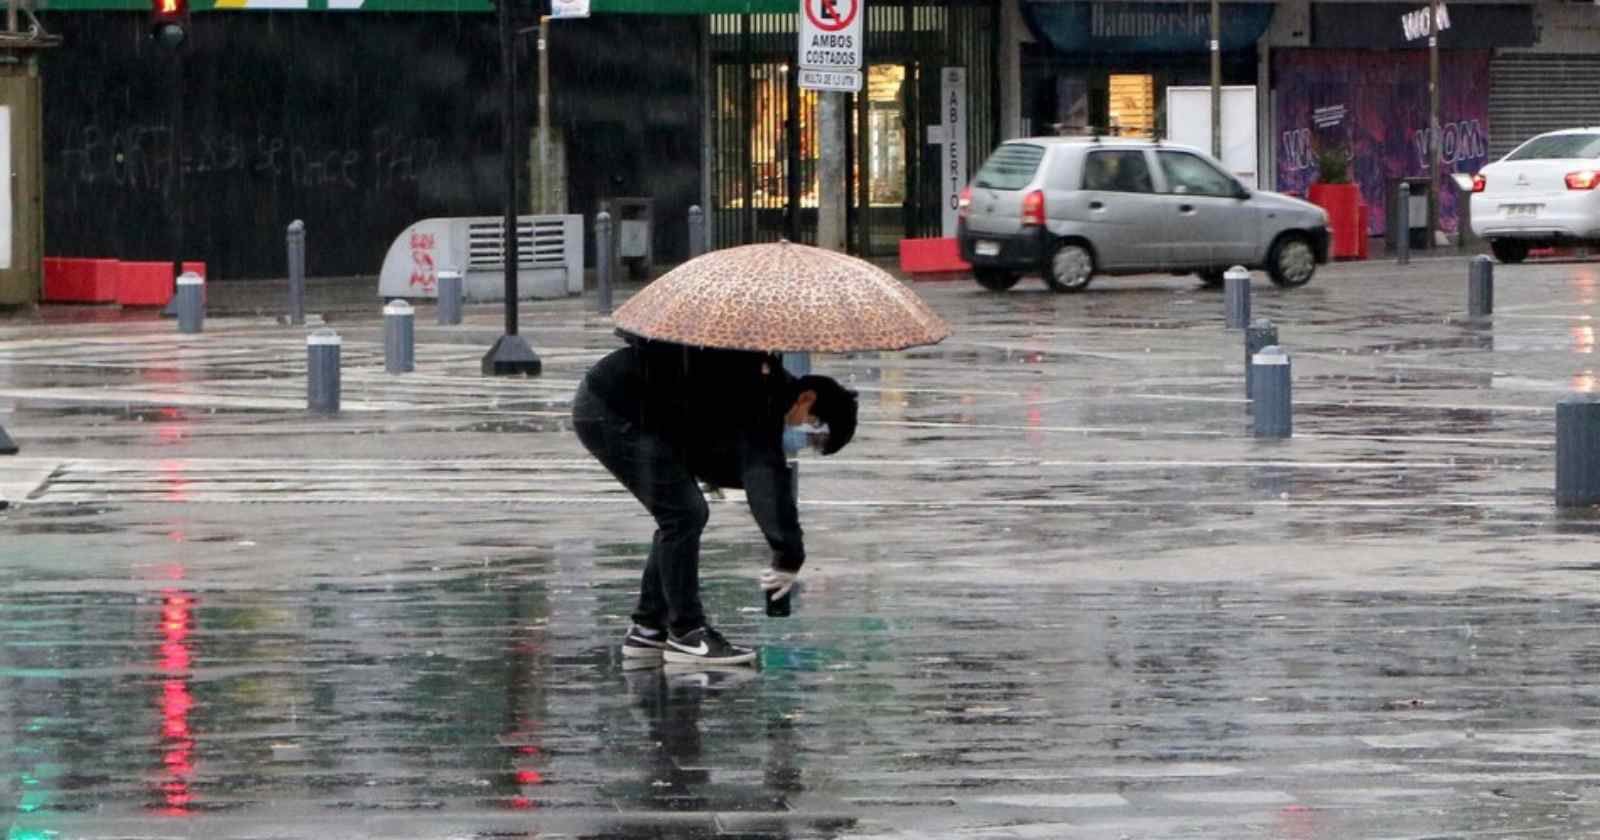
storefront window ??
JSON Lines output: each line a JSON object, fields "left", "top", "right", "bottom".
{"left": 1108, "top": 73, "right": 1154, "bottom": 138}
{"left": 867, "top": 64, "right": 906, "bottom": 207}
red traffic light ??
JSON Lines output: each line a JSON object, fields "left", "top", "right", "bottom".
{"left": 150, "top": 0, "right": 189, "bottom": 47}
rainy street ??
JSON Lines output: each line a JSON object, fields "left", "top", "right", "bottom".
{"left": 4, "top": 255, "right": 1600, "bottom": 839}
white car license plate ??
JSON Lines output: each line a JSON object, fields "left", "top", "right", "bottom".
{"left": 975, "top": 240, "right": 1000, "bottom": 257}
{"left": 1504, "top": 203, "right": 1541, "bottom": 218}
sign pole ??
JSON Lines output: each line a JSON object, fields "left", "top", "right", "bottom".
{"left": 1427, "top": 0, "right": 1441, "bottom": 247}
{"left": 538, "top": 14, "right": 550, "bottom": 213}
{"left": 1209, "top": 0, "right": 1221, "bottom": 157}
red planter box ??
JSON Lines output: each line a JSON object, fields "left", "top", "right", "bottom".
{"left": 42, "top": 258, "right": 120, "bottom": 303}
{"left": 899, "top": 237, "right": 970, "bottom": 275}
{"left": 1308, "top": 182, "right": 1366, "bottom": 260}
{"left": 118, "top": 261, "right": 176, "bottom": 306}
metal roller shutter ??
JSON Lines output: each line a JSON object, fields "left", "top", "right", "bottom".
{"left": 1488, "top": 54, "right": 1600, "bottom": 159}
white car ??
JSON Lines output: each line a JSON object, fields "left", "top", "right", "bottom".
{"left": 1470, "top": 128, "right": 1600, "bottom": 263}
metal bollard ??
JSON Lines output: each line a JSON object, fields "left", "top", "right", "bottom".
{"left": 307, "top": 329, "right": 342, "bottom": 415}
{"left": 287, "top": 219, "right": 306, "bottom": 326}
{"left": 436, "top": 270, "right": 463, "bottom": 325}
{"left": 688, "top": 205, "right": 707, "bottom": 259}
{"left": 1556, "top": 394, "right": 1600, "bottom": 507}
{"left": 175, "top": 271, "right": 204, "bottom": 334}
{"left": 1396, "top": 183, "right": 1410, "bottom": 265}
{"left": 1251, "top": 345, "right": 1292, "bottom": 438}
{"left": 1244, "top": 319, "right": 1279, "bottom": 410}
{"left": 596, "top": 211, "right": 615, "bottom": 315}
{"left": 1468, "top": 255, "right": 1494, "bottom": 319}
{"left": 384, "top": 300, "right": 415, "bottom": 374}
{"left": 1224, "top": 265, "right": 1251, "bottom": 329}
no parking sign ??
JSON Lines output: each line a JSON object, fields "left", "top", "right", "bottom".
{"left": 798, "top": 0, "right": 863, "bottom": 92}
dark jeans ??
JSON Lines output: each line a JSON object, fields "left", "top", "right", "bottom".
{"left": 572, "top": 384, "right": 709, "bottom": 636}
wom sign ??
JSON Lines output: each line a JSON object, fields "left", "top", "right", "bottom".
{"left": 1401, "top": 2, "right": 1449, "bottom": 42}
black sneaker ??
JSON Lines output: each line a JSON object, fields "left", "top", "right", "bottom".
{"left": 622, "top": 624, "right": 668, "bottom": 664}
{"left": 662, "top": 626, "right": 757, "bottom": 666}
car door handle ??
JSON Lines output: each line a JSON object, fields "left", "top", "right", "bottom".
{"left": 1089, "top": 201, "right": 1105, "bottom": 210}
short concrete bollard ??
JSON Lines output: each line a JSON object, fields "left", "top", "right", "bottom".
{"left": 1244, "top": 319, "right": 1279, "bottom": 409}
{"left": 1556, "top": 393, "right": 1600, "bottom": 507}
{"left": 1251, "top": 344, "right": 1292, "bottom": 438}
{"left": 1224, "top": 266, "right": 1251, "bottom": 329}
{"left": 307, "top": 329, "right": 342, "bottom": 415}
{"left": 1468, "top": 255, "right": 1494, "bottom": 319}
{"left": 286, "top": 219, "right": 306, "bottom": 326}
{"left": 436, "top": 270, "right": 463, "bottom": 325}
{"left": 688, "top": 205, "right": 707, "bottom": 259}
{"left": 384, "top": 299, "right": 415, "bottom": 374}
{"left": 175, "top": 271, "right": 204, "bottom": 334}
{"left": 596, "top": 211, "right": 615, "bottom": 315}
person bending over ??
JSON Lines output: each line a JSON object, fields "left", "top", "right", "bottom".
{"left": 572, "top": 335, "right": 858, "bottom": 666}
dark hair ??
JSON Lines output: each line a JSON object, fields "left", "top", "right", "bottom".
{"left": 798, "top": 375, "right": 858, "bottom": 456}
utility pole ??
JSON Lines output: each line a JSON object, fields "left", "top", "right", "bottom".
{"left": 1209, "top": 0, "right": 1221, "bottom": 158}
{"left": 817, "top": 91, "right": 846, "bottom": 251}
{"left": 1427, "top": 0, "right": 1441, "bottom": 247}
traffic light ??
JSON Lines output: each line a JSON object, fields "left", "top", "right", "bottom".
{"left": 150, "top": 0, "right": 188, "bottom": 49}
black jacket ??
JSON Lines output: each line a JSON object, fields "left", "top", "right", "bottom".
{"left": 582, "top": 336, "right": 806, "bottom": 571}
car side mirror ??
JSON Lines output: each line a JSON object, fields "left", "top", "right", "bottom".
{"left": 1235, "top": 187, "right": 1252, "bottom": 201}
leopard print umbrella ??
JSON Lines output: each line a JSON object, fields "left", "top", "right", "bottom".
{"left": 611, "top": 242, "right": 951, "bottom": 353}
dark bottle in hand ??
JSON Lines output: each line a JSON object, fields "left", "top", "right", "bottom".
{"left": 765, "top": 587, "right": 791, "bottom": 617}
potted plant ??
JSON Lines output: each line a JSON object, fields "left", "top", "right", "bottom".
{"left": 1307, "top": 144, "right": 1364, "bottom": 259}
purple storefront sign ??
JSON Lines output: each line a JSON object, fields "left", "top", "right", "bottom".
{"left": 1273, "top": 49, "right": 1490, "bottom": 235}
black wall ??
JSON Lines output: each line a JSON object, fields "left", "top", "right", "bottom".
{"left": 39, "top": 10, "right": 703, "bottom": 281}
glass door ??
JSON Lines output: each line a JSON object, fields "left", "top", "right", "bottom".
{"left": 858, "top": 63, "right": 911, "bottom": 256}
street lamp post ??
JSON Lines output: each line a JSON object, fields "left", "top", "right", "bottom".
{"left": 482, "top": 0, "right": 543, "bottom": 376}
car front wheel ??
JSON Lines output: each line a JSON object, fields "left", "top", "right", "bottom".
{"left": 1267, "top": 234, "right": 1316, "bottom": 287}
{"left": 1490, "top": 240, "right": 1529, "bottom": 264}
{"left": 1045, "top": 242, "right": 1095, "bottom": 293}
{"left": 973, "top": 268, "right": 1020, "bottom": 292}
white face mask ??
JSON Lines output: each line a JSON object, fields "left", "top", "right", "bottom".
{"left": 782, "top": 422, "right": 830, "bottom": 455}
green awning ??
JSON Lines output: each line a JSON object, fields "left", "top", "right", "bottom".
{"left": 39, "top": 0, "right": 493, "bottom": 10}
{"left": 588, "top": 0, "right": 791, "bottom": 12}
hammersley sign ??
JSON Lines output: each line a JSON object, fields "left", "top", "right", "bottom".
{"left": 1089, "top": 3, "right": 1212, "bottom": 38}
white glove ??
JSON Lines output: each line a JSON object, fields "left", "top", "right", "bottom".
{"left": 760, "top": 568, "right": 798, "bottom": 600}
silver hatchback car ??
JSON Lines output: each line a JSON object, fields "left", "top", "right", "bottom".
{"left": 957, "top": 137, "right": 1331, "bottom": 292}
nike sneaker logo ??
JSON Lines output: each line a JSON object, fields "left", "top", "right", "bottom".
{"left": 672, "top": 641, "right": 711, "bottom": 656}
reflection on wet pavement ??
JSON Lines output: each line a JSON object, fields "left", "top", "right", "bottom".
{"left": 5, "top": 258, "right": 1600, "bottom": 838}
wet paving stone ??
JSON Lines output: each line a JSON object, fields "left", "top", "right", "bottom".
{"left": 5, "top": 258, "right": 1600, "bottom": 837}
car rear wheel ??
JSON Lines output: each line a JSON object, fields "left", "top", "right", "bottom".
{"left": 1490, "top": 240, "right": 1529, "bottom": 264}
{"left": 1045, "top": 242, "right": 1095, "bottom": 293}
{"left": 1197, "top": 270, "right": 1225, "bottom": 289}
{"left": 973, "top": 268, "right": 1020, "bottom": 292}
{"left": 1267, "top": 234, "right": 1316, "bottom": 288}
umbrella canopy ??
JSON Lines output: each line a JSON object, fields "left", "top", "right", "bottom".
{"left": 610, "top": 242, "right": 951, "bottom": 353}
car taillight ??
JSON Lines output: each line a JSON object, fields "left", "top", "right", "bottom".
{"left": 958, "top": 186, "right": 972, "bottom": 219}
{"left": 1566, "top": 170, "right": 1600, "bottom": 190}
{"left": 1472, "top": 174, "right": 1486, "bottom": 193}
{"left": 1021, "top": 190, "right": 1046, "bottom": 227}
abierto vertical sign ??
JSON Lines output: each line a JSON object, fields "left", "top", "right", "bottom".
{"left": 940, "top": 68, "right": 967, "bottom": 238}
{"left": 798, "top": 0, "right": 863, "bottom": 92}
